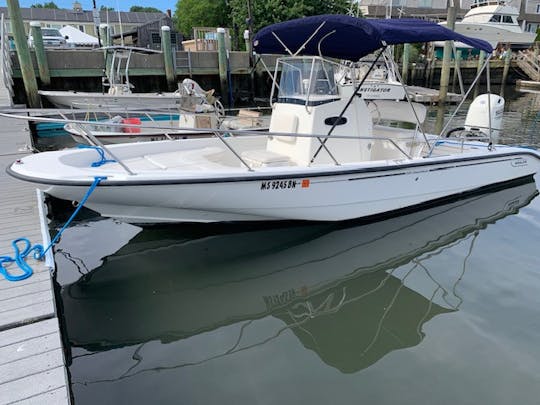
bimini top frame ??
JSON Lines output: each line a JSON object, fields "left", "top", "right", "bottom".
{"left": 253, "top": 15, "right": 493, "bottom": 62}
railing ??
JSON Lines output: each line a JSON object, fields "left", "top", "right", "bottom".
{"left": 0, "top": 111, "right": 420, "bottom": 174}
{"left": 516, "top": 50, "right": 540, "bottom": 81}
{"left": 0, "top": 13, "right": 14, "bottom": 106}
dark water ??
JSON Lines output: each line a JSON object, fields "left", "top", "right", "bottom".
{"left": 52, "top": 89, "right": 540, "bottom": 404}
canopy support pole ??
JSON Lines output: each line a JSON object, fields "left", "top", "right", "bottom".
{"left": 436, "top": 56, "right": 491, "bottom": 137}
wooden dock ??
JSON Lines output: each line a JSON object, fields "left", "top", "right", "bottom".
{"left": 0, "top": 82, "right": 70, "bottom": 401}
{"left": 406, "top": 85, "right": 463, "bottom": 104}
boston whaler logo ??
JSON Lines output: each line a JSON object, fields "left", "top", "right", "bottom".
{"left": 511, "top": 158, "right": 528, "bottom": 167}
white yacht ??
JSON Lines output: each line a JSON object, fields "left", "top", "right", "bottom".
{"left": 441, "top": 0, "right": 536, "bottom": 47}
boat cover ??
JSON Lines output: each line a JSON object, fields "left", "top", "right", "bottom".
{"left": 253, "top": 15, "right": 493, "bottom": 61}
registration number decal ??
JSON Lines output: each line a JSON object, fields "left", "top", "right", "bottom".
{"left": 260, "top": 179, "right": 310, "bottom": 190}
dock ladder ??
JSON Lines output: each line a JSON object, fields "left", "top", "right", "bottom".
{"left": 0, "top": 13, "right": 14, "bottom": 106}
{"left": 175, "top": 50, "right": 193, "bottom": 77}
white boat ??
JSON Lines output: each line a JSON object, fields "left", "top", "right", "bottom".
{"left": 64, "top": 109, "right": 271, "bottom": 145}
{"left": 64, "top": 112, "right": 221, "bottom": 144}
{"left": 440, "top": 0, "right": 536, "bottom": 48}
{"left": 38, "top": 46, "right": 222, "bottom": 112}
{"left": 7, "top": 16, "right": 540, "bottom": 225}
{"left": 338, "top": 51, "right": 406, "bottom": 100}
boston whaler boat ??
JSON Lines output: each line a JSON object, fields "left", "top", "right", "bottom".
{"left": 7, "top": 16, "right": 540, "bottom": 224}
{"left": 38, "top": 46, "right": 223, "bottom": 112}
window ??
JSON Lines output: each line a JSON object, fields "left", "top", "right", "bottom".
{"left": 537, "top": 3, "right": 540, "bottom": 13}
{"left": 502, "top": 15, "right": 514, "bottom": 23}
{"left": 151, "top": 32, "right": 160, "bottom": 44}
{"left": 78, "top": 25, "right": 85, "bottom": 32}
{"left": 278, "top": 58, "right": 338, "bottom": 100}
{"left": 489, "top": 14, "right": 501, "bottom": 22}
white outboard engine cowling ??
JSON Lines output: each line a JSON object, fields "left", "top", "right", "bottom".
{"left": 464, "top": 94, "right": 505, "bottom": 142}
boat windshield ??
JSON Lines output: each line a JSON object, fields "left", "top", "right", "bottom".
{"left": 277, "top": 57, "right": 338, "bottom": 104}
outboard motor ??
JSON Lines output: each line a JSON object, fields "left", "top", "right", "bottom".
{"left": 463, "top": 94, "right": 505, "bottom": 141}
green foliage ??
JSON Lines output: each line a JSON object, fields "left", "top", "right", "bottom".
{"left": 229, "top": 0, "right": 353, "bottom": 35}
{"left": 30, "top": 2, "right": 59, "bottom": 8}
{"left": 100, "top": 5, "right": 114, "bottom": 11}
{"left": 130, "top": 6, "right": 163, "bottom": 13}
{"left": 174, "top": 0, "right": 231, "bottom": 39}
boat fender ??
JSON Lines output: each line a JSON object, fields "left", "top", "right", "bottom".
{"left": 122, "top": 117, "right": 142, "bottom": 133}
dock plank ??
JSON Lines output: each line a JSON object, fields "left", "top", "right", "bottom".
{"left": 0, "top": 348, "right": 64, "bottom": 385}
{"left": 0, "top": 366, "right": 68, "bottom": 404}
{"left": 12, "top": 386, "right": 71, "bottom": 405}
{"left": 0, "top": 75, "right": 70, "bottom": 403}
{"left": 0, "top": 318, "right": 58, "bottom": 348}
{"left": 0, "top": 332, "right": 61, "bottom": 367}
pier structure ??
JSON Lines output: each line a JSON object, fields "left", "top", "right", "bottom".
{"left": 0, "top": 68, "right": 70, "bottom": 402}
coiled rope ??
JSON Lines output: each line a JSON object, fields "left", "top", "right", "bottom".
{"left": 0, "top": 176, "right": 106, "bottom": 281}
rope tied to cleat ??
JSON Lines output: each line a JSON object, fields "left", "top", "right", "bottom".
{"left": 0, "top": 176, "right": 106, "bottom": 281}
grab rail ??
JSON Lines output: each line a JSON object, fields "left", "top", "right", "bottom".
{"left": 0, "top": 111, "right": 419, "bottom": 172}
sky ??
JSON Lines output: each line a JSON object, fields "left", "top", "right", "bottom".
{"left": 0, "top": 1, "right": 173, "bottom": 12}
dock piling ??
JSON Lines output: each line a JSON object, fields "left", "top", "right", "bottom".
{"left": 217, "top": 27, "right": 229, "bottom": 107}
{"left": 30, "top": 21, "right": 50, "bottom": 87}
{"left": 161, "top": 26, "right": 176, "bottom": 89}
{"left": 7, "top": 0, "right": 40, "bottom": 107}
{"left": 474, "top": 50, "right": 486, "bottom": 98}
{"left": 402, "top": 43, "right": 410, "bottom": 84}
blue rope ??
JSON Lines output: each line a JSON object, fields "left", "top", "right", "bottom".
{"left": 0, "top": 239, "right": 44, "bottom": 281}
{"left": 0, "top": 176, "right": 106, "bottom": 282}
{"left": 77, "top": 144, "right": 116, "bottom": 167}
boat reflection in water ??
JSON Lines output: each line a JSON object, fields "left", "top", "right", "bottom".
{"left": 61, "top": 179, "right": 538, "bottom": 378}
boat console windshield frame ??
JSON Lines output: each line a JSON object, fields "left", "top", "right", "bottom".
{"left": 271, "top": 56, "right": 341, "bottom": 107}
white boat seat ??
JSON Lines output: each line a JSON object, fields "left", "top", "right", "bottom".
{"left": 269, "top": 112, "right": 298, "bottom": 144}
{"left": 117, "top": 147, "right": 225, "bottom": 171}
{"left": 241, "top": 149, "right": 293, "bottom": 168}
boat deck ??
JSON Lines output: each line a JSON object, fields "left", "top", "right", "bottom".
{"left": 0, "top": 82, "right": 70, "bottom": 403}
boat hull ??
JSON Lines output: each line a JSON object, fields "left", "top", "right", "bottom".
{"left": 10, "top": 149, "right": 540, "bottom": 224}
{"left": 38, "top": 90, "right": 195, "bottom": 109}
{"left": 441, "top": 22, "right": 535, "bottom": 47}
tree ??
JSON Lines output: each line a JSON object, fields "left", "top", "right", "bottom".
{"left": 174, "top": 0, "right": 231, "bottom": 39}
{"left": 100, "top": 5, "right": 114, "bottom": 11}
{"left": 130, "top": 6, "right": 163, "bottom": 13}
{"left": 31, "top": 2, "right": 59, "bottom": 8}
{"left": 229, "top": 0, "right": 352, "bottom": 36}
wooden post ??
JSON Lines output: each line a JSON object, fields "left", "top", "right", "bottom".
{"left": 7, "top": 0, "right": 40, "bottom": 107}
{"left": 244, "top": 29, "right": 251, "bottom": 54}
{"left": 451, "top": 49, "right": 461, "bottom": 94}
{"left": 402, "top": 43, "right": 410, "bottom": 84}
{"left": 161, "top": 26, "right": 176, "bottom": 89}
{"left": 30, "top": 21, "right": 50, "bottom": 86}
{"left": 99, "top": 23, "right": 111, "bottom": 85}
{"left": 99, "top": 23, "right": 110, "bottom": 47}
{"left": 438, "top": 3, "right": 456, "bottom": 105}
{"left": 244, "top": 29, "right": 255, "bottom": 102}
{"left": 474, "top": 50, "right": 485, "bottom": 98}
{"left": 217, "top": 27, "right": 229, "bottom": 107}
{"left": 501, "top": 46, "right": 512, "bottom": 93}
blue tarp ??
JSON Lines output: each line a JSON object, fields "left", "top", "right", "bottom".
{"left": 253, "top": 15, "right": 493, "bottom": 61}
